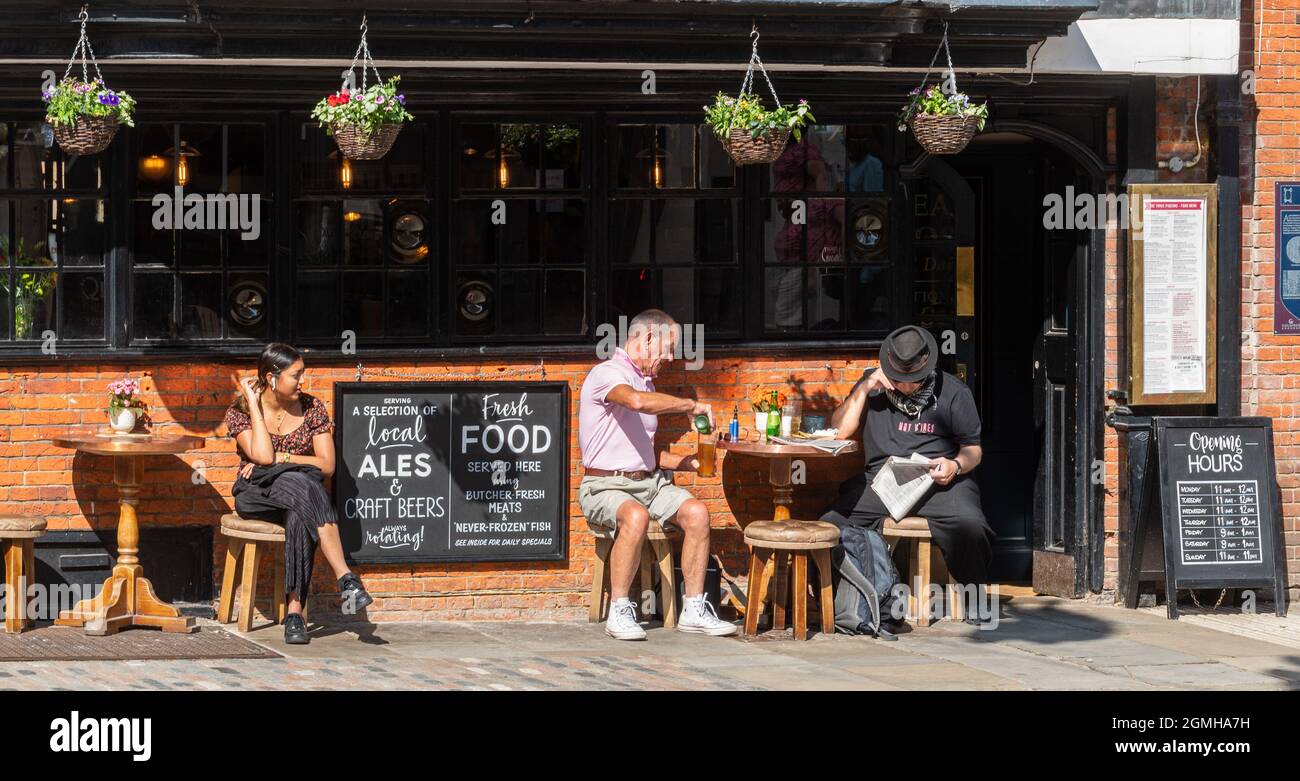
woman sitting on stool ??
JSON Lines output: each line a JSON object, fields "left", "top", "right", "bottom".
{"left": 224, "top": 342, "right": 372, "bottom": 644}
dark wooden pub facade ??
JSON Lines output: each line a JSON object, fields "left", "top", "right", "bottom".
{"left": 0, "top": 1, "right": 1245, "bottom": 619}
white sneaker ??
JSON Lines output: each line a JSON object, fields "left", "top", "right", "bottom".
{"left": 677, "top": 593, "right": 738, "bottom": 636}
{"left": 605, "top": 598, "right": 647, "bottom": 640}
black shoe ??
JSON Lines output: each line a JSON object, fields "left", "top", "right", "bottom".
{"left": 283, "top": 612, "right": 309, "bottom": 644}
{"left": 338, "top": 572, "right": 373, "bottom": 614}
{"left": 963, "top": 612, "right": 997, "bottom": 626}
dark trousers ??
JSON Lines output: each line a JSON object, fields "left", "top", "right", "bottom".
{"left": 819, "top": 473, "right": 996, "bottom": 585}
{"left": 263, "top": 471, "right": 337, "bottom": 598}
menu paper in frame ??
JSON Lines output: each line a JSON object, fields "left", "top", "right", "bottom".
{"left": 1275, "top": 181, "right": 1300, "bottom": 334}
{"left": 1127, "top": 184, "right": 1218, "bottom": 405}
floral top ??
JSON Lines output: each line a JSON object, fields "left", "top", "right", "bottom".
{"left": 224, "top": 392, "right": 333, "bottom": 469}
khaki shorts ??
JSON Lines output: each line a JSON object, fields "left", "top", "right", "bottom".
{"left": 578, "top": 469, "right": 695, "bottom": 531}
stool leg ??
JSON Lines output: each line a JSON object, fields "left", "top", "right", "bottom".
{"left": 216, "top": 541, "right": 242, "bottom": 624}
{"left": 22, "top": 541, "right": 35, "bottom": 628}
{"left": 4, "top": 541, "right": 23, "bottom": 633}
{"left": 237, "top": 541, "right": 259, "bottom": 633}
{"left": 639, "top": 544, "right": 655, "bottom": 619}
{"left": 272, "top": 544, "right": 286, "bottom": 625}
{"left": 743, "top": 548, "right": 768, "bottom": 636}
{"left": 792, "top": 552, "right": 808, "bottom": 641}
{"left": 589, "top": 537, "right": 610, "bottom": 623}
{"left": 771, "top": 551, "right": 788, "bottom": 631}
{"left": 915, "top": 538, "right": 933, "bottom": 628}
{"left": 651, "top": 536, "right": 677, "bottom": 629}
{"left": 812, "top": 548, "right": 836, "bottom": 636}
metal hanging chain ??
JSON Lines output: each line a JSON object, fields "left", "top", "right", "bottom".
{"left": 738, "top": 25, "right": 782, "bottom": 106}
{"left": 62, "top": 5, "right": 105, "bottom": 85}
{"left": 344, "top": 14, "right": 385, "bottom": 93}
{"left": 912, "top": 21, "right": 958, "bottom": 97}
{"left": 1188, "top": 587, "right": 1228, "bottom": 613}
{"left": 354, "top": 361, "right": 547, "bottom": 382}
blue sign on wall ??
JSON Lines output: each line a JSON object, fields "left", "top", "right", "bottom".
{"left": 1275, "top": 182, "right": 1300, "bottom": 335}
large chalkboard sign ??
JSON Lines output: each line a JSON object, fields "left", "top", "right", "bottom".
{"left": 333, "top": 382, "right": 569, "bottom": 563}
{"left": 1126, "top": 417, "right": 1288, "bottom": 618}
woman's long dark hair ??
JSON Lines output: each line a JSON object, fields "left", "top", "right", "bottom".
{"left": 234, "top": 342, "right": 303, "bottom": 414}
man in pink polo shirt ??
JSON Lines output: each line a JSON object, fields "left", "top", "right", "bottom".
{"left": 579, "top": 309, "right": 737, "bottom": 640}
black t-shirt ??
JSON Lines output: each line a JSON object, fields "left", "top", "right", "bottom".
{"left": 859, "top": 371, "right": 981, "bottom": 476}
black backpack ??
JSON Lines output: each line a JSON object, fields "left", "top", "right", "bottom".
{"left": 831, "top": 523, "right": 901, "bottom": 638}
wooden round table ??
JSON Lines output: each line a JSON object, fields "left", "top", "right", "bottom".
{"left": 718, "top": 438, "right": 860, "bottom": 521}
{"left": 50, "top": 430, "right": 205, "bottom": 635}
{"left": 718, "top": 437, "right": 860, "bottom": 626}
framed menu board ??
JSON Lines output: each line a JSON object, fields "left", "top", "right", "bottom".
{"left": 333, "top": 382, "right": 569, "bottom": 564}
{"left": 1127, "top": 183, "right": 1218, "bottom": 405}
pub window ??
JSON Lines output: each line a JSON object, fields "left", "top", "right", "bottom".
{"left": 761, "top": 124, "right": 893, "bottom": 336}
{"left": 0, "top": 121, "right": 108, "bottom": 344}
{"left": 293, "top": 122, "right": 433, "bottom": 342}
{"left": 453, "top": 121, "right": 587, "bottom": 340}
{"left": 608, "top": 123, "right": 741, "bottom": 336}
{"left": 909, "top": 177, "right": 958, "bottom": 360}
{"left": 130, "top": 122, "right": 271, "bottom": 343}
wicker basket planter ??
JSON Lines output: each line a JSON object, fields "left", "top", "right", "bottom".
{"left": 720, "top": 126, "right": 791, "bottom": 166}
{"left": 48, "top": 115, "right": 120, "bottom": 156}
{"left": 332, "top": 122, "right": 403, "bottom": 161}
{"left": 907, "top": 112, "right": 981, "bottom": 156}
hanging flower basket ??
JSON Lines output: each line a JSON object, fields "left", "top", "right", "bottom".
{"left": 704, "top": 29, "right": 814, "bottom": 167}
{"left": 41, "top": 9, "right": 135, "bottom": 156}
{"left": 896, "top": 24, "right": 987, "bottom": 156}
{"left": 311, "top": 16, "right": 413, "bottom": 162}
{"left": 907, "top": 111, "right": 983, "bottom": 156}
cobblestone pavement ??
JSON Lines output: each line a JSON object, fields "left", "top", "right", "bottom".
{"left": 4, "top": 596, "right": 1300, "bottom": 691}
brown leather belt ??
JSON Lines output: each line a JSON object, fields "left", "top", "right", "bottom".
{"left": 584, "top": 467, "right": 653, "bottom": 480}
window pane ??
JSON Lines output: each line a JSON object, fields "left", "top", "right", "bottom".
{"left": 179, "top": 273, "right": 222, "bottom": 339}
{"left": 342, "top": 199, "right": 384, "bottom": 266}
{"left": 13, "top": 200, "right": 56, "bottom": 266}
{"left": 912, "top": 179, "right": 957, "bottom": 240}
{"left": 132, "top": 273, "right": 174, "bottom": 339}
{"left": 612, "top": 125, "right": 656, "bottom": 188}
{"left": 771, "top": 126, "right": 846, "bottom": 193}
{"left": 227, "top": 272, "right": 270, "bottom": 340}
{"left": 809, "top": 268, "right": 844, "bottom": 330}
{"left": 848, "top": 198, "right": 889, "bottom": 262}
{"left": 765, "top": 266, "right": 805, "bottom": 332}
{"left": 763, "top": 198, "right": 844, "bottom": 264}
{"left": 297, "top": 202, "right": 339, "bottom": 266}
{"left": 341, "top": 270, "right": 385, "bottom": 337}
{"left": 609, "top": 200, "right": 651, "bottom": 265}
{"left": 387, "top": 201, "right": 431, "bottom": 266}
{"left": 385, "top": 124, "right": 426, "bottom": 191}
{"left": 698, "top": 128, "right": 735, "bottom": 189}
{"left": 11, "top": 122, "right": 102, "bottom": 190}
{"left": 132, "top": 201, "right": 175, "bottom": 266}
{"left": 697, "top": 267, "right": 740, "bottom": 333}
{"left": 9, "top": 270, "right": 55, "bottom": 340}
{"left": 225, "top": 125, "right": 267, "bottom": 194}
{"left": 177, "top": 226, "right": 222, "bottom": 268}
{"left": 455, "top": 199, "right": 585, "bottom": 265}
{"left": 60, "top": 271, "right": 105, "bottom": 340}
{"left": 699, "top": 200, "right": 738, "bottom": 264}
{"left": 660, "top": 125, "right": 695, "bottom": 189}
{"left": 54, "top": 199, "right": 107, "bottom": 266}
{"left": 227, "top": 198, "right": 270, "bottom": 267}
{"left": 653, "top": 200, "right": 695, "bottom": 264}
{"left": 387, "top": 270, "right": 429, "bottom": 336}
{"left": 847, "top": 125, "right": 887, "bottom": 193}
{"left": 0, "top": 282, "right": 9, "bottom": 340}
{"left": 175, "top": 124, "right": 225, "bottom": 193}
{"left": 500, "top": 123, "right": 540, "bottom": 190}
{"left": 460, "top": 124, "right": 497, "bottom": 190}
{"left": 300, "top": 123, "right": 382, "bottom": 192}
{"left": 0, "top": 123, "right": 8, "bottom": 189}
{"left": 295, "top": 272, "right": 338, "bottom": 339}
{"left": 539, "top": 199, "right": 585, "bottom": 264}
{"left": 454, "top": 270, "right": 496, "bottom": 337}
{"left": 500, "top": 270, "right": 540, "bottom": 335}
{"left": 544, "top": 269, "right": 585, "bottom": 335}
{"left": 610, "top": 268, "right": 653, "bottom": 324}
{"left": 848, "top": 264, "right": 892, "bottom": 333}
{"left": 135, "top": 123, "right": 174, "bottom": 194}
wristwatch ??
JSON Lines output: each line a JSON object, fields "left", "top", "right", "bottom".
{"left": 951, "top": 458, "right": 963, "bottom": 476}
{"left": 279, "top": 451, "right": 291, "bottom": 464}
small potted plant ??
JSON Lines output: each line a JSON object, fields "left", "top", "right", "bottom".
{"left": 706, "top": 92, "right": 815, "bottom": 166}
{"left": 897, "top": 84, "right": 987, "bottom": 156}
{"left": 311, "top": 75, "right": 413, "bottom": 161}
{"left": 107, "top": 377, "right": 148, "bottom": 433}
{"left": 41, "top": 77, "right": 135, "bottom": 157}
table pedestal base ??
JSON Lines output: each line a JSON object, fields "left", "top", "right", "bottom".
{"left": 55, "top": 564, "right": 195, "bottom": 635}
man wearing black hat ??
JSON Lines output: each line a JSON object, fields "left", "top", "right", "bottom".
{"left": 821, "top": 325, "right": 996, "bottom": 625}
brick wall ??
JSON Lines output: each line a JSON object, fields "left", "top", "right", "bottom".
{"left": 0, "top": 352, "right": 869, "bottom": 622}
{"left": 1240, "top": 0, "right": 1300, "bottom": 601}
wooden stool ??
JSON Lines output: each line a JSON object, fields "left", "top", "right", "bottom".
{"left": 589, "top": 523, "right": 682, "bottom": 628}
{"left": 742, "top": 520, "right": 840, "bottom": 640}
{"left": 217, "top": 513, "right": 305, "bottom": 632}
{"left": 882, "top": 516, "right": 964, "bottom": 627}
{"left": 1, "top": 516, "right": 46, "bottom": 633}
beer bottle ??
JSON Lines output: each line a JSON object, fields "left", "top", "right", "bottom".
{"left": 766, "top": 391, "right": 781, "bottom": 438}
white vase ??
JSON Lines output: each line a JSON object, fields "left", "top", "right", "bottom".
{"left": 108, "top": 407, "right": 136, "bottom": 433}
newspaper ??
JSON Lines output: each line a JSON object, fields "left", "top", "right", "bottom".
{"left": 870, "top": 452, "right": 935, "bottom": 520}
{"left": 767, "top": 436, "right": 856, "bottom": 455}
